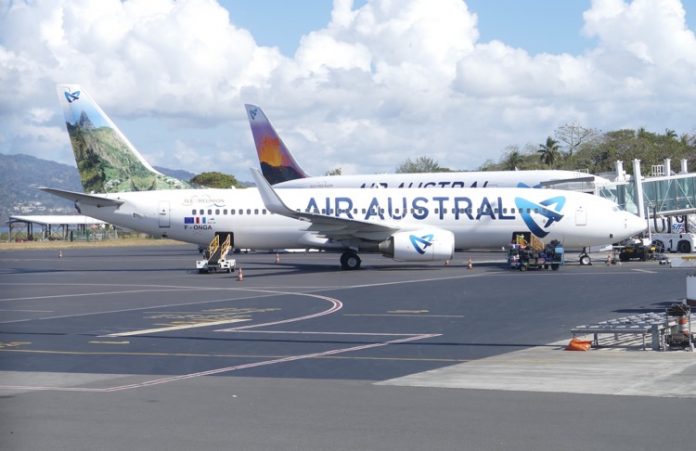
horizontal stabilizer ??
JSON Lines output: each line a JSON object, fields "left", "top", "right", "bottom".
{"left": 40, "top": 188, "right": 123, "bottom": 207}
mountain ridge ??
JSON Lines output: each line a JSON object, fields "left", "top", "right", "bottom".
{"left": 0, "top": 153, "right": 197, "bottom": 222}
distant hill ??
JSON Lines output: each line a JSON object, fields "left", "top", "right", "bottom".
{"left": 0, "top": 153, "right": 206, "bottom": 223}
{"left": 0, "top": 153, "right": 82, "bottom": 222}
{"left": 154, "top": 166, "right": 195, "bottom": 182}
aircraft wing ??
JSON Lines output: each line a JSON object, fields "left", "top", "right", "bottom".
{"left": 40, "top": 188, "right": 124, "bottom": 208}
{"left": 250, "top": 169, "right": 398, "bottom": 241}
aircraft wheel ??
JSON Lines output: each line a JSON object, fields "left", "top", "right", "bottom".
{"left": 653, "top": 240, "right": 665, "bottom": 253}
{"left": 340, "top": 251, "right": 361, "bottom": 270}
{"left": 579, "top": 254, "right": 591, "bottom": 265}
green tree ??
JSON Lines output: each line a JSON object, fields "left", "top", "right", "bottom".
{"left": 554, "top": 122, "right": 597, "bottom": 157}
{"left": 502, "top": 146, "right": 523, "bottom": 170}
{"left": 190, "top": 172, "right": 241, "bottom": 188}
{"left": 537, "top": 137, "right": 561, "bottom": 167}
{"left": 396, "top": 156, "right": 448, "bottom": 173}
{"left": 325, "top": 168, "right": 342, "bottom": 176}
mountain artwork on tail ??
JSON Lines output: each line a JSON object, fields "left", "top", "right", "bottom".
{"left": 57, "top": 84, "right": 192, "bottom": 193}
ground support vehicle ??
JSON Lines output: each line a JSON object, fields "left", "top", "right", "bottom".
{"left": 196, "top": 232, "right": 236, "bottom": 273}
{"left": 619, "top": 242, "right": 656, "bottom": 262}
{"left": 651, "top": 232, "right": 696, "bottom": 254}
{"left": 508, "top": 238, "right": 564, "bottom": 271}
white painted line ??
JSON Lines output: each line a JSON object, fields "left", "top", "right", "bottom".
{"left": 632, "top": 268, "right": 658, "bottom": 274}
{"left": 0, "top": 288, "right": 183, "bottom": 303}
{"left": 102, "top": 333, "right": 441, "bottom": 392}
{"left": 215, "top": 329, "right": 422, "bottom": 336}
{"left": 89, "top": 340, "right": 130, "bottom": 345}
{"left": 344, "top": 313, "right": 466, "bottom": 318}
{"left": 0, "top": 309, "right": 53, "bottom": 313}
{"left": 0, "top": 333, "right": 441, "bottom": 393}
{"left": 104, "top": 318, "right": 250, "bottom": 337}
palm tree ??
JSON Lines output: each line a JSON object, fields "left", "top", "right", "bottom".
{"left": 503, "top": 147, "right": 523, "bottom": 170}
{"left": 537, "top": 137, "right": 560, "bottom": 166}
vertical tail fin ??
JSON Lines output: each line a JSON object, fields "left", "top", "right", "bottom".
{"left": 244, "top": 104, "right": 309, "bottom": 185}
{"left": 57, "top": 84, "right": 192, "bottom": 193}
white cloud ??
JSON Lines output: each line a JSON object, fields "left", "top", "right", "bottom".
{"left": 1, "top": 0, "right": 696, "bottom": 179}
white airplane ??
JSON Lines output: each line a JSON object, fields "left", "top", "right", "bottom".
{"left": 245, "top": 104, "right": 609, "bottom": 190}
{"left": 47, "top": 86, "right": 643, "bottom": 269}
{"left": 43, "top": 168, "right": 646, "bottom": 269}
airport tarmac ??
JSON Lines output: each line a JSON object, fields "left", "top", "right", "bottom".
{"left": 1, "top": 244, "right": 695, "bottom": 450}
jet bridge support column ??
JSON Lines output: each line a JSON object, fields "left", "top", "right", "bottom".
{"left": 633, "top": 159, "right": 645, "bottom": 219}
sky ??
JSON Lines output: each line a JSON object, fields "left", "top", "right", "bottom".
{"left": 1, "top": 0, "right": 696, "bottom": 181}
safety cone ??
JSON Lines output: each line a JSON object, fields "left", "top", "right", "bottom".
{"left": 237, "top": 267, "right": 244, "bottom": 281}
{"left": 275, "top": 253, "right": 280, "bottom": 264}
{"left": 467, "top": 257, "right": 473, "bottom": 270}
{"left": 565, "top": 337, "right": 592, "bottom": 351}
{"left": 58, "top": 250, "right": 63, "bottom": 259}
{"left": 444, "top": 259, "right": 450, "bottom": 266}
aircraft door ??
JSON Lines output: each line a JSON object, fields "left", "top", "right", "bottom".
{"left": 158, "top": 201, "right": 170, "bottom": 228}
{"left": 575, "top": 207, "right": 587, "bottom": 226}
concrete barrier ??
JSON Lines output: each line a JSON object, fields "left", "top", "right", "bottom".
{"left": 688, "top": 274, "right": 696, "bottom": 307}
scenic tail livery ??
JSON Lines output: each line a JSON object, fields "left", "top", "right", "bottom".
{"left": 57, "top": 84, "right": 192, "bottom": 193}
{"left": 244, "top": 104, "right": 610, "bottom": 190}
{"left": 245, "top": 104, "right": 308, "bottom": 185}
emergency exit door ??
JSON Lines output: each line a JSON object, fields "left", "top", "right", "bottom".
{"left": 158, "top": 201, "right": 170, "bottom": 228}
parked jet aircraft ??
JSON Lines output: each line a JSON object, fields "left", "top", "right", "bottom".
{"left": 57, "top": 84, "right": 192, "bottom": 193}
{"left": 245, "top": 104, "right": 610, "bottom": 190}
{"left": 43, "top": 167, "right": 645, "bottom": 269}
{"left": 48, "top": 86, "right": 643, "bottom": 269}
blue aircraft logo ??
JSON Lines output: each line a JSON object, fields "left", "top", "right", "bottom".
{"left": 515, "top": 196, "right": 566, "bottom": 238}
{"left": 410, "top": 233, "right": 434, "bottom": 255}
{"left": 248, "top": 108, "right": 257, "bottom": 120}
{"left": 64, "top": 90, "right": 80, "bottom": 103}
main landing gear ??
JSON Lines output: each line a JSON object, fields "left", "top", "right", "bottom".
{"left": 340, "top": 251, "right": 361, "bottom": 270}
{"left": 579, "top": 248, "right": 592, "bottom": 266}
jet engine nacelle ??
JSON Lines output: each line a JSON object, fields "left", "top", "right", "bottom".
{"left": 378, "top": 228, "right": 455, "bottom": 262}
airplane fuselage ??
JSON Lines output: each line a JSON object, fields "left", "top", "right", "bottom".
{"left": 77, "top": 187, "right": 645, "bottom": 251}
{"left": 273, "top": 170, "right": 609, "bottom": 190}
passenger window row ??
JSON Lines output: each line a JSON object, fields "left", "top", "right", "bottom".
{"left": 191, "top": 209, "right": 269, "bottom": 216}
{"left": 191, "top": 207, "right": 540, "bottom": 216}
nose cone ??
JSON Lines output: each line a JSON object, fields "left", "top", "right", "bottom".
{"left": 624, "top": 211, "right": 647, "bottom": 237}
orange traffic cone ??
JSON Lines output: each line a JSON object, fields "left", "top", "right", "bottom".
{"left": 275, "top": 253, "right": 280, "bottom": 264}
{"left": 565, "top": 337, "right": 592, "bottom": 351}
{"left": 237, "top": 267, "right": 244, "bottom": 281}
{"left": 467, "top": 257, "right": 473, "bottom": 270}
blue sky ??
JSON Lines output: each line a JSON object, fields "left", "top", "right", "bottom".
{"left": 1, "top": 0, "right": 696, "bottom": 179}
{"left": 220, "top": 0, "right": 684, "bottom": 56}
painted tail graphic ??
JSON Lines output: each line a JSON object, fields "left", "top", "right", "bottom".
{"left": 57, "top": 84, "right": 192, "bottom": 193}
{"left": 244, "top": 104, "right": 308, "bottom": 185}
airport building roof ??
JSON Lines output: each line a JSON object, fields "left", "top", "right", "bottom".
{"left": 8, "top": 215, "right": 106, "bottom": 226}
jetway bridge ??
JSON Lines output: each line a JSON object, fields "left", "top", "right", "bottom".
{"left": 594, "top": 159, "right": 695, "bottom": 232}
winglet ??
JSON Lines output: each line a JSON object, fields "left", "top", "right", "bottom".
{"left": 245, "top": 104, "right": 309, "bottom": 185}
{"left": 249, "top": 168, "right": 299, "bottom": 218}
